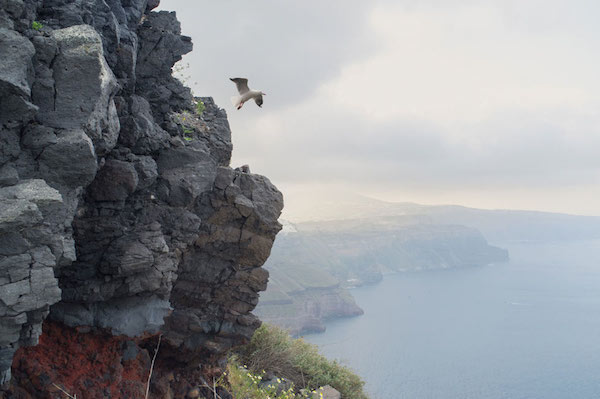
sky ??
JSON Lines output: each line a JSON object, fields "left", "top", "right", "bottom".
{"left": 160, "top": 1, "right": 600, "bottom": 218}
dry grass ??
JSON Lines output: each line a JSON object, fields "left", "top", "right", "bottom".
{"left": 145, "top": 334, "right": 162, "bottom": 399}
{"left": 234, "top": 324, "right": 368, "bottom": 399}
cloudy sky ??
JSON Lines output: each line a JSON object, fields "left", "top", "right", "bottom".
{"left": 161, "top": 1, "right": 600, "bottom": 217}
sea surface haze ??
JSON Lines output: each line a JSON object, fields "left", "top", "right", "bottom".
{"left": 306, "top": 239, "right": 600, "bottom": 399}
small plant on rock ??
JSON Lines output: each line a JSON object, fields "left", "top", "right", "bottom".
{"left": 32, "top": 21, "right": 43, "bottom": 31}
{"left": 183, "top": 126, "right": 194, "bottom": 141}
{"left": 195, "top": 100, "right": 205, "bottom": 116}
{"left": 220, "top": 357, "right": 313, "bottom": 399}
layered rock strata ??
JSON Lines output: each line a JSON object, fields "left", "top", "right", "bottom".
{"left": 0, "top": 0, "right": 283, "bottom": 395}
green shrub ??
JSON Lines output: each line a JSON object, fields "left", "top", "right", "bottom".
{"left": 222, "top": 356, "right": 312, "bottom": 399}
{"left": 32, "top": 21, "right": 43, "bottom": 31}
{"left": 234, "top": 324, "right": 369, "bottom": 399}
{"left": 195, "top": 100, "right": 205, "bottom": 116}
{"left": 182, "top": 126, "right": 194, "bottom": 141}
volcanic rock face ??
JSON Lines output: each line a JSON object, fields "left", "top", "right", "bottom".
{"left": 0, "top": 0, "right": 283, "bottom": 394}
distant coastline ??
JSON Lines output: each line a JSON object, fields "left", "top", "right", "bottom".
{"left": 256, "top": 216, "right": 509, "bottom": 336}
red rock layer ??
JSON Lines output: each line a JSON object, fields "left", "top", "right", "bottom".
{"left": 8, "top": 321, "right": 231, "bottom": 399}
{"left": 10, "top": 321, "right": 149, "bottom": 398}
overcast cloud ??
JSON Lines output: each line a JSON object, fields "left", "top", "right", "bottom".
{"left": 162, "top": 1, "right": 600, "bottom": 216}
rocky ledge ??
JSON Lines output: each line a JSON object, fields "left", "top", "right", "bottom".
{"left": 0, "top": 0, "right": 283, "bottom": 397}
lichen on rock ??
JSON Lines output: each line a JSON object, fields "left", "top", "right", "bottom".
{"left": 0, "top": 0, "right": 283, "bottom": 395}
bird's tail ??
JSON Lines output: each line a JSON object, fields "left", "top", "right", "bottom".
{"left": 230, "top": 95, "right": 242, "bottom": 109}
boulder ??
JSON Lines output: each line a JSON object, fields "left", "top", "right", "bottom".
{"left": 37, "top": 25, "right": 119, "bottom": 155}
{"left": 313, "top": 385, "right": 342, "bottom": 399}
{"left": 38, "top": 129, "right": 98, "bottom": 188}
{"left": 0, "top": 28, "right": 37, "bottom": 124}
{"left": 88, "top": 159, "right": 138, "bottom": 202}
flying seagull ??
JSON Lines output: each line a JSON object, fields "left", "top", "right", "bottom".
{"left": 230, "top": 78, "right": 266, "bottom": 110}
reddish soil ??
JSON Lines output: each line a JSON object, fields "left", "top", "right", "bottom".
{"left": 6, "top": 321, "right": 228, "bottom": 399}
{"left": 10, "top": 321, "right": 149, "bottom": 398}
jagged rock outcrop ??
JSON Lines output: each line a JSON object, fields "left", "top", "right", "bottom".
{"left": 0, "top": 0, "right": 283, "bottom": 396}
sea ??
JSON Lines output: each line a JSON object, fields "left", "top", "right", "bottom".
{"left": 305, "top": 239, "right": 600, "bottom": 399}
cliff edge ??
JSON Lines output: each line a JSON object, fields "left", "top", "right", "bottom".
{"left": 0, "top": 1, "right": 283, "bottom": 397}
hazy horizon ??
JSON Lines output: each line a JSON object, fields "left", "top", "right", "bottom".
{"left": 161, "top": 1, "right": 600, "bottom": 217}
{"left": 280, "top": 188, "right": 600, "bottom": 222}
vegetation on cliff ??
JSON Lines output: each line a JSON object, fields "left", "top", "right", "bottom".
{"left": 229, "top": 324, "right": 368, "bottom": 399}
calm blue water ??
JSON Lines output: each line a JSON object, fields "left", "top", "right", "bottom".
{"left": 305, "top": 240, "right": 600, "bottom": 399}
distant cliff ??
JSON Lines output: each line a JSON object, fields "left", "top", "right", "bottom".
{"left": 256, "top": 218, "right": 507, "bottom": 335}
{"left": 283, "top": 193, "right": 600, "bottom": 244}
{"left": 255, "top": 262, "right": 364, "bottom": 336}
{"left": 0, "top": 1, "right": 283, "bottom": 397}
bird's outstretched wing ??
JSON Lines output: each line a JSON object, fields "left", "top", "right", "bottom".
{"left": 230, "top": 78, "right": 250, "bottom": 94}
{"left": 254, "top": 94, "right": 263, "bottom": 108}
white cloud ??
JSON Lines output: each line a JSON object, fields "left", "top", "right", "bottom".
{"left": 162, "top": 1, "right": 600, "bottom": 216}
{"left": 322, "top": 2, "right": 600, "bottom": 126}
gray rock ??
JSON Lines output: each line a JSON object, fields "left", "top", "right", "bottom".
{"left": 0, "top": 28, "right": 34, "bottom": 98}
{"left": 51, "top": 295, "right": 171, "bottom": 337}
{"left": 0, "top": 181, "right": 64, "bottom": 243}
{"left": 197, "top": 97, "right": 232, "bottom": 166}
{"left": 136, "top": 12, "right": 191, "bottom": 78}
{"left": 0, "top": 28, "right": 36, "bottom": 124}
{"left": 0, "top": 314, "right": 27, "bottom": 346}
{"left": 156, "top": 146, "right": 217, "bottom": 206}
{"left": 121, "top": 340, "right": 140, "bottom": 361}
{"left": 0, "top": 280, "right": 30, "bottom": 307}
{"left": 0, "top": 11, "right": 13, "bottom": 30}
{"left": 0, "top": 231, "right": 29, "bottom": 256}
{"left": 37, "top": 25, "right": 119, "bottom": 155}
{"left": 32, "top": 35, "right": 58, "bottom": 65}
{"left": 133, "top": 155, "right": 158, "bottom": 190}
{"left": 0, "top": 347, "right": 16, "bottom": 385}
{"left": 235, "top": 164, "right": 251, "bottom": 173}
{"left": 312, "top": 385, "right": 341, "bottom": 399}
{"left": 15, "top": 267, "right": 60, "bottom": 312}
{"left": 0, "top": 0, "right": 24, "bottom": 18}
{"left": 88, "top": 159, "right": 138, "bottom": 202}
{"left": 147, "top": 0, "right": 160, "bottom": 11}
{"left": 0, "top": 128, "right": 20, "bottom": 167}
{"left": 30, "top": 65, "right": 55, "bottom": 116}
{"left": 0, "top": 253, "right": 31, "bottom": 274}
{"left": 135, "top": 11, "right": 193, "bottom": 120}
{"left": 0, "top": 200, "right": 40, "bottom": 231}
{"left": 0, "top": 164, "right": 18, "bottom": 187}
{"left": 20, "top": 125, "right": 58, "bottom": 156}
{"left": 5, "top": 257, "right": 31, "bottom": 284}
{"left": 39, "top": 129, "right": 98, "bottom": 188}
{"left": 0, "top": 178, "right": 66, "bottom": 382}
{"left": 0, "top": 1, "right": 284, "bottom": 391}
{"left": 0, "top": 95, "right": 38, "bottom": 126}
{"left": 118, "top": 95, "right": 170, "bottom": 154}
{"left": 0, "top": 179, "right": 62, "bottom": 209}
{"left": 214, "top": 167, "right": 234, "bottom": 190}
{"left": 100, "top": 238, "right": 153, "bottom": 275}
{"left": 235, "top": 195, "right": 255, "bottom": 217}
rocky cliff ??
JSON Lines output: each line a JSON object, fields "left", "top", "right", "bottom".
{"left": 0, "top": 1, "right": 283, "bottom": 397}
{"left": 255, "top": 265, "right": 363, "bottom": 336}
